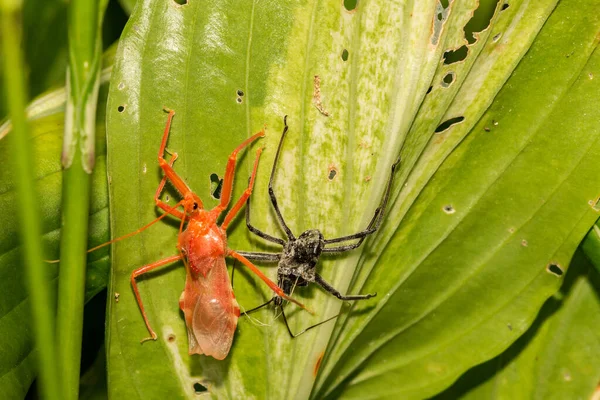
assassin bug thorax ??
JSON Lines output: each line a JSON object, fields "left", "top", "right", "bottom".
{"left": 104, "top": 109, "right": 308, "bottom": 360}
{"left": 237, "top": 116, "right": 399, "bottom": 337}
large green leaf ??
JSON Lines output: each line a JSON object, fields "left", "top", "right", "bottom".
{"left": 434, "top": 250, "right": 600, "bottom": 400}
{"left": 106, "top": 0, "right": 600, "bottom": 398}
{"left": 0, "top": 75, "right": 111, "bottom": 399}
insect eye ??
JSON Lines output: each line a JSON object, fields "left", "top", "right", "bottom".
{"left": 193, "top": 202, "right": 198, "bottom": 210}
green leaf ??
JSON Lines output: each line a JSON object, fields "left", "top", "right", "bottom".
{"left": 434, "top": 250, "right": 600, "bottom": 400}
{"left": 106, "top": 0, "right": 600, "bottom": 399}
{"left": 0, "top": 78, "right": 110, "bottom": 399}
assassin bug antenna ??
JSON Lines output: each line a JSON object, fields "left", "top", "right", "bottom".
{"left": 236, "top": 116, "right": 400, "bottom": 337}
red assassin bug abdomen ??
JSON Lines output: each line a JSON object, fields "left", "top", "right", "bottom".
{"left": 178, "top": 212, "right": 239, "bottom": 359}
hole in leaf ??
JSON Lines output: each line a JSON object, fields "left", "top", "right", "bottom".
{"left": 167, "top": 334, "right": 176, "bottom": 342}
{"left": 236, "top": 97, "right": 242, "bottom": 104}
{"left": 435, "top": 116, "right": 465, "bottom": 133}
{"left": 443, "top": 46, "right": 468, "bottom": 64}
{"left": 173, "top": 0, "right": 188, "bottom": 5}
{"left": 431, "top": 0, "right": 451, "bottom": 45}
{"left": 546, "top": 263, "right": 563, "bottom": 277}
{"left": 493, "top": 33, "right": 502, "bottom": 42}
{"left": 426, "top": 85, "right": 433, "bottom": 94}
{"left": 193, "top": 383, "right": 208, "bottom": 394}
{"left": 237, "top": 89, "right": 244, "bottom": 96}
{"left": 328, "top": 166, "right": 338, "bottom": 180}
{"left": 502, "top": 3, "right": 509, "bottom": 11}
{"left": 117, "top": 105, "right": 125, "bottom": 113}
{"left": 341, "top": 49, "right": 349, "bottom": 61}
{"left": 463, "top": 0, "right": 499, "bottom": 44}
{"left": 343, "top": 0, "right": 358, "bottom": 12}
{"left": 210, "top": 173, "right": 223, "bottom": 199}
{"left": 441, "top": 72, "right": 455, "bottom": 87}
{"left": 443, "top": 204, "right": 455, "bottom": 214}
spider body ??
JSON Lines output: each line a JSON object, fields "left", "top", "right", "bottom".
{"left": 274, "top": 230, "right": 324, "bottom": 306}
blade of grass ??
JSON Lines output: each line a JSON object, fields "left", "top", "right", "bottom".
{"left": 56, "top": 0, "right": 106, "bottom": 398}
{"left": 0, "top": 1, "right": 61, "bottom": 399}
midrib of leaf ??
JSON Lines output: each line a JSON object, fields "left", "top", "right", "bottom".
{"left": 297, "top": 0, "right": 320, "bottom": 232}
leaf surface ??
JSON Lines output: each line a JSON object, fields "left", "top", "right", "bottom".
{"left": 434, "top": 251, "right": 600, "bottom": 400}
{"left": 105, "top": 0, "right": 600, "bottom": 399}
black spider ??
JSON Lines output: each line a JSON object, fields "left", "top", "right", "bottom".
{"left": 237, "top": 116, "right": 400, "bottom": 337}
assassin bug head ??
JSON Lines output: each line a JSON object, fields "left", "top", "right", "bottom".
{"left": 183, "top": 193, "right": 204, "bottom": 214}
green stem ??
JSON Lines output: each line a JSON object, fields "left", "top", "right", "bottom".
{"left": 0, "top": 2, "right": 61, "bottom": 400}
{"left": 56, "top": 0, "right": 103, "bottom": 398}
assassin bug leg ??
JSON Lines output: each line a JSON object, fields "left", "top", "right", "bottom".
{"left": 221, "top": 147, "right": 263, "bottom": 230}
{"left": 229, "top": 251, "right": 313, "bottom": 314}
{"left": 154, "top": 149, "right": 185, "bottom": 219}
{"left": 131, "top": 254, "right": 183, "bottom": 342}
{"left": 216, "top": 130, "right": 266, "bottom": 214}
{"left": 237, "top": 116, "right": 400, "bottom": 337}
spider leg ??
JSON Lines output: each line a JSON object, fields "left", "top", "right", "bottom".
{"left": 323, "top": 156, "right": 400, "bottom": 253}
{"left": 268, "top": 116, "right": 296, "bottom": 240}
{"left": 245, "top": 191, "right": 286, "bottom": 245}
{"left": 314, "top": 273, "right": 376, "bottom": 301}
{"left": 321, "top": 208, "right": 381, "bottom": 252}
{"left": 279, "top": 303, "right": 339, "bottom": 338}
{"left": 235, "top": 251, "right": 281, "bottom": 262}
{"left": 241, "top": 297, "right": 276, "bottom": 316}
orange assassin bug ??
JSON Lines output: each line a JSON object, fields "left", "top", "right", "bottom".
{"left": 96, "top": 109, "right": 308, "bottom": 360}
